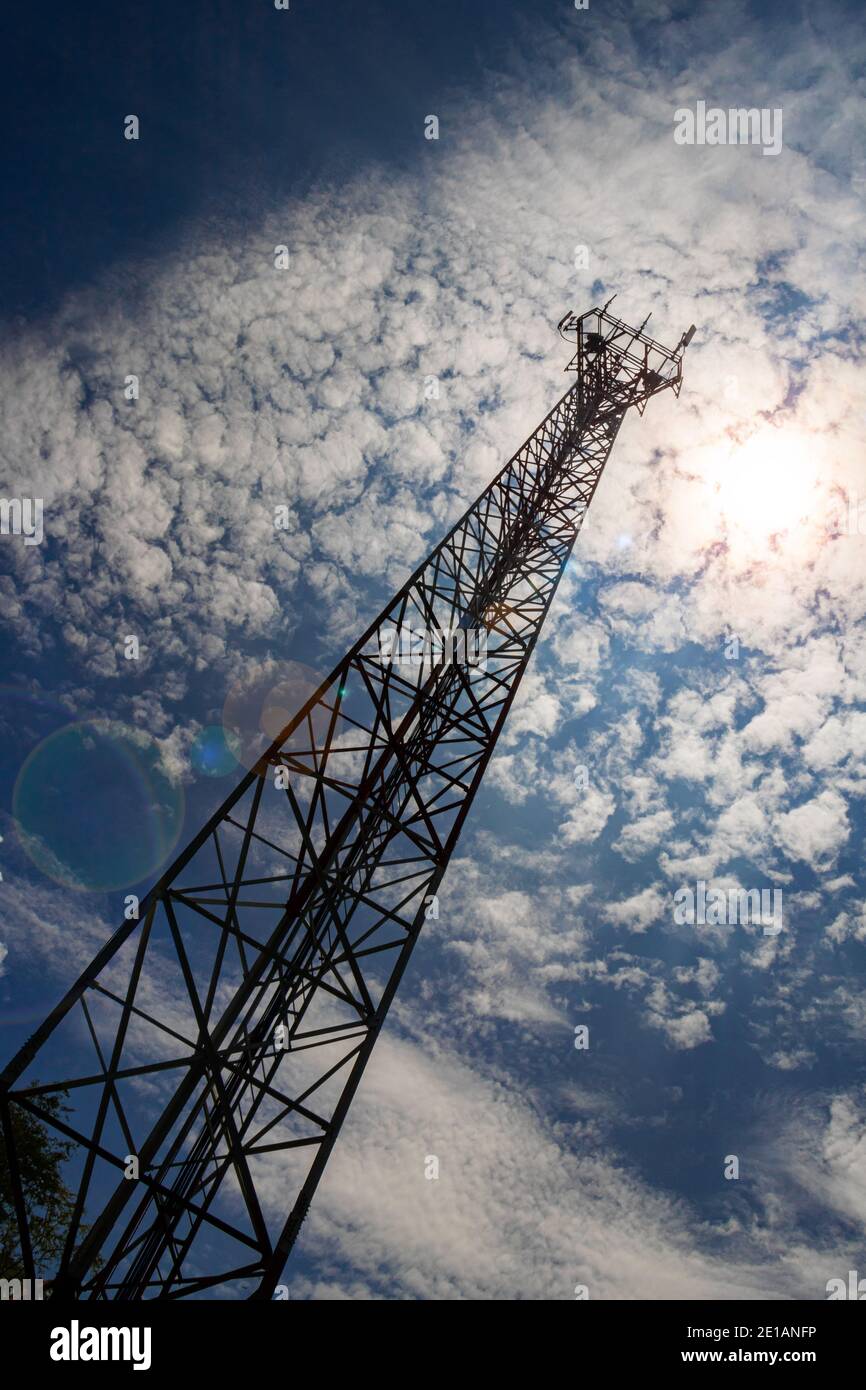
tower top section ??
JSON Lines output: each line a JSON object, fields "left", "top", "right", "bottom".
{"left": 557, "top": 301, "right": 696, "bottom": 414}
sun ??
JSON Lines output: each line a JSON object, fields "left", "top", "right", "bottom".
{"left": 713, "top": 423, "right": 821, "bottom": 550}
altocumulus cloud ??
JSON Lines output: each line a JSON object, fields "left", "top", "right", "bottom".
{"left": 2, "top": 0, "right": 866, "bottom": 1297}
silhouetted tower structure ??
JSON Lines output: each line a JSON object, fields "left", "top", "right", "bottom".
{"left": 1, "top": 304, "right": 693, "bottom": 1299}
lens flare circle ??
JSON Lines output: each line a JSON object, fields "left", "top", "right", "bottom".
{"left": 190, "top": 724, "right": 241, "bottom": 778}
{"left": 222, "top": 660, "right": 328, "bottom": 772}
{"left": 12, "top": 720, "right": 184, "bottom": 891}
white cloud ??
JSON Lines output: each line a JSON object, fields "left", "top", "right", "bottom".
{"left": 774, "top": 790, "right": 850, "bottom": 869}
{"left": 768, "top": 1090, "right": 866, "bottom": 1235}
{"left": 652, "top": 1007, "right": 713, "bottom": 1050}
{"left": 601, "top": 884, "right": 667, "bottom": 932}
{"left": 558, "top": 786, "right": 616, "bottom": 845}
{"left": 613, "top": 808, "right": 675, "bottom": 862}
{"left": 277, "top": 1024, "right": 806, "bottom": 1300}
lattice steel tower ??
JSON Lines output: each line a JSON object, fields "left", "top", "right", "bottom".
{"left": 1, "top": 304, "right": 693, "bottom": 1299}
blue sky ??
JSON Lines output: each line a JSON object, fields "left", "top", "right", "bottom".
{"left": 1, "top": 0, "right": 866, "bottom": 1298}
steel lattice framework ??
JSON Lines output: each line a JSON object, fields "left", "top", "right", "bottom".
{"left": 1, "top": 304, "right": 692, "bottom": 1300}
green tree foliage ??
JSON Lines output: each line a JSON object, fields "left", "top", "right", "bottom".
{"left": 0, "top": 1089, "right": 77, "bottom": 1275}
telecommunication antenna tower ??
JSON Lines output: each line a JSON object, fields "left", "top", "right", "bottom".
{"left": 1, "top": 304, "right": 694, "bottom": 1299}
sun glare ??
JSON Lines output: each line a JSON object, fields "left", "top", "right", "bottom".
{"left": 713, "top": 425, "right": 821, "bottom": 549}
